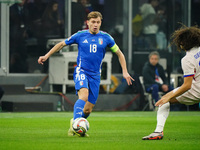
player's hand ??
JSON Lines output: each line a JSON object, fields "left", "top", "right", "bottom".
{"left": 123, "top": 72, "right": 134, "bottom": 85}
{"left": 155, "top": 95, "right": 170, "bottom": 107}
{"left": 38, "top": 55, "right": 48, "bottom": 65}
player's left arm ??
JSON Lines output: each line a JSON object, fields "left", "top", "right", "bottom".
{"left": 114, "top": 49, "right": 134, "bottom": 85}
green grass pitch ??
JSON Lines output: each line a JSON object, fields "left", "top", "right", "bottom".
{"left": 0, "top": 111, "right": 200, "bottom": 150}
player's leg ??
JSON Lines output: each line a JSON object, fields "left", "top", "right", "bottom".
{"left": 76, "top": 75, "right": 100, "bottom": 137}
{"left": 74, "top": 73, "right": 100, "bottom": 120}
{"left": 81, "top": 79, "right": 100, "bottom": 119}
{"left": 72, "top": 100, "right": 94, "bottom": 137}
{"left": 84, "top": 74, "right": 100, "bottom": 117}
{"left": 142, "top": 97, "right": 179, "bottom": 140}
{"left": 73, "top": 88, "right": 89, "bottom": 120}
{"left": 68, "top": 70, "right": 89, "bottom": 136}
{"left": 74, "top": 75, "right": 100, "bottom": 120}
{"left": 68, "top": 88, "right": 89, "bottom": 136}
{"left": 143, "top": 87, "right": 200, "bottom": 140}
{"left": 72, "top": 69, "right": 89, "bottom": 120}
{"left": 82, "top": 101, "right": 95, "bottom": 119}
{"left": 70, "top": 75, "right": 99, "bottom": 137}
{"left": 142, "top": 89, "right": 179, "bottom": 140}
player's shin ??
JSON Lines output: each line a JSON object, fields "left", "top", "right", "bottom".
{"left": 154, "top": 102, "right": 170, "bottom": 132}
{"left": 73, "top": 99, "right": 86, "bottom": 120}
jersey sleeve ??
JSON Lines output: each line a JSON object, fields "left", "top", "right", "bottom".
{"left": 64, "top": 32, "right": 79, "bottom": 45}
{"left": 181, "top": 57, "right": 195, "bottom": 77}
{"left": 105, "top": 33, "right": 119, "bottom": 52}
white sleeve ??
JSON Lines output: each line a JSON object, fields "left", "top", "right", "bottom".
{"left": 181, "top": 57, "right": 195, "bottom": 77}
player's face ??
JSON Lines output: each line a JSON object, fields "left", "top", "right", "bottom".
{"left": 87, "top": 17, "right": 102, "bottom": 34}
{"left": 149, "top": 55, "right": 159, "bottom": 66}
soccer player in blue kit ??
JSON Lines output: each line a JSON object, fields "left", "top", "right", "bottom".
{"left": 38, "top": 11, "right": 134, "bottom": 137}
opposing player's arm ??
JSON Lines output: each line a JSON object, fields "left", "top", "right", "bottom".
{"left": 38, "top": 41, "right": 67, "bottom": 65}
{"left": 155, "top": 76, "right": 193, "bottom": 106}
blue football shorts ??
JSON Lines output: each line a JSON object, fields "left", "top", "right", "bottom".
{"left": 73, "top": 68, "right": 100, "bottom": 105}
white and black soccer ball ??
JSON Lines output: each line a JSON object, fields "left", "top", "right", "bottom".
{"left": 72, "top": 117, "right": 89, "bottom": 135}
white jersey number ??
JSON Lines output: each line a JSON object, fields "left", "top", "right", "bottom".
{"left": 77, "top": 74, "right": 85, "bottom": 81}
{"left": 90, "top": 44, "right": 97, "bottom": 53}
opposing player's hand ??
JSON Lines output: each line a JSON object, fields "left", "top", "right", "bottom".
{"left": 155, "top": 95, "right": 170, "bottom": 107}
{"left": 38, "top": 55, "right": 48, "bottom": 65}
{"left": 123, "top": 72, "right": 134, "bottom": 85}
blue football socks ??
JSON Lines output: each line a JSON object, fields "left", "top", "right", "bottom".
{"left": 73, "top": 99, "right": 86, "bottom": 120}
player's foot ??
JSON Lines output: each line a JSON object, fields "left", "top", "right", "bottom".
{"left": 72, "top": 128, "right": 89, "bottom": 137}
{"left": 73, "top": 132, "right": 89, "bottom": 137}
{"left": 68, "top": 118, "right": 75, "bottom": 136}
{"left": 142, "top": 131, "right": 163, "bottom": 140}
{"left": 82, "top": 133, "right": 89, "bottom": 137}
{"left": 68, "top": 118, "right": 89, "bottom": 137}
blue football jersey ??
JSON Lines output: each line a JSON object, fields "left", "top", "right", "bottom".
{"left": 65, "top": 30, "right": 119, "bottom": 75}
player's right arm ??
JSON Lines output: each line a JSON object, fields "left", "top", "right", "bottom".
{"left": 155, "top": 57, "right": 194, "bottom": 106}
{"left": 38, "top": 41, "right": 67, "bottom": 65}
{"left": 155, "top": 76, "right": 193, "bottom": 106}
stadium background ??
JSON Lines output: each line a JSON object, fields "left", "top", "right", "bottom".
{"left": 0, "top": 0, "right": 200, "bottom": 111}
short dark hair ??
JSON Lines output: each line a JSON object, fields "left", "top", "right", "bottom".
{"left": 87, "top": 11, "right": 103, "bottom": 20}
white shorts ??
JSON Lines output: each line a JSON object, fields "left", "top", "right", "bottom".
{"left": 174, "top": 87, "right": 200, "bottom": 105}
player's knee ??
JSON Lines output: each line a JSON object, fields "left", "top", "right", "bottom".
{"left": 80, "top": 95, "right": 88, "bottom": 101}
{"left": 78, "top": 88, "right": 89, "bottom": 101}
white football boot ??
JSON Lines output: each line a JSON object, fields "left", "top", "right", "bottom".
{"left": 142, "top": 131, "right": 163, "bottom": 140}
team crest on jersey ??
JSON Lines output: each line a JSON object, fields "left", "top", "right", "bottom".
{"left": 80, "top": 81, "right": 83, "bottom": 86}
{"left": 99, "top": 38, "right": 103, "bottom": 45}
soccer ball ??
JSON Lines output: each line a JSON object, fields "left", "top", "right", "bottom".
{"left": 72, "top": 117, "right": 89, "bottom": 135}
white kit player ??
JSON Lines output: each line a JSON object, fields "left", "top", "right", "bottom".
{"left": 142, "top": 25, "right": 200, "bottom": 140}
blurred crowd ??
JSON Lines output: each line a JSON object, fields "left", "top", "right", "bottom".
{"left": 9, "top": 0, "right": 95, "bottom": 73}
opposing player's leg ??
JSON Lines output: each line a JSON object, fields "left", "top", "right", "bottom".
{"left": 142, "top": 131, "right": 164, "bottom": 140}
{"left": 143, "top": 86, "right": 200, "bottom": 140}
{"left": 142, "top": 96, "right": 179, "bottom": 140}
